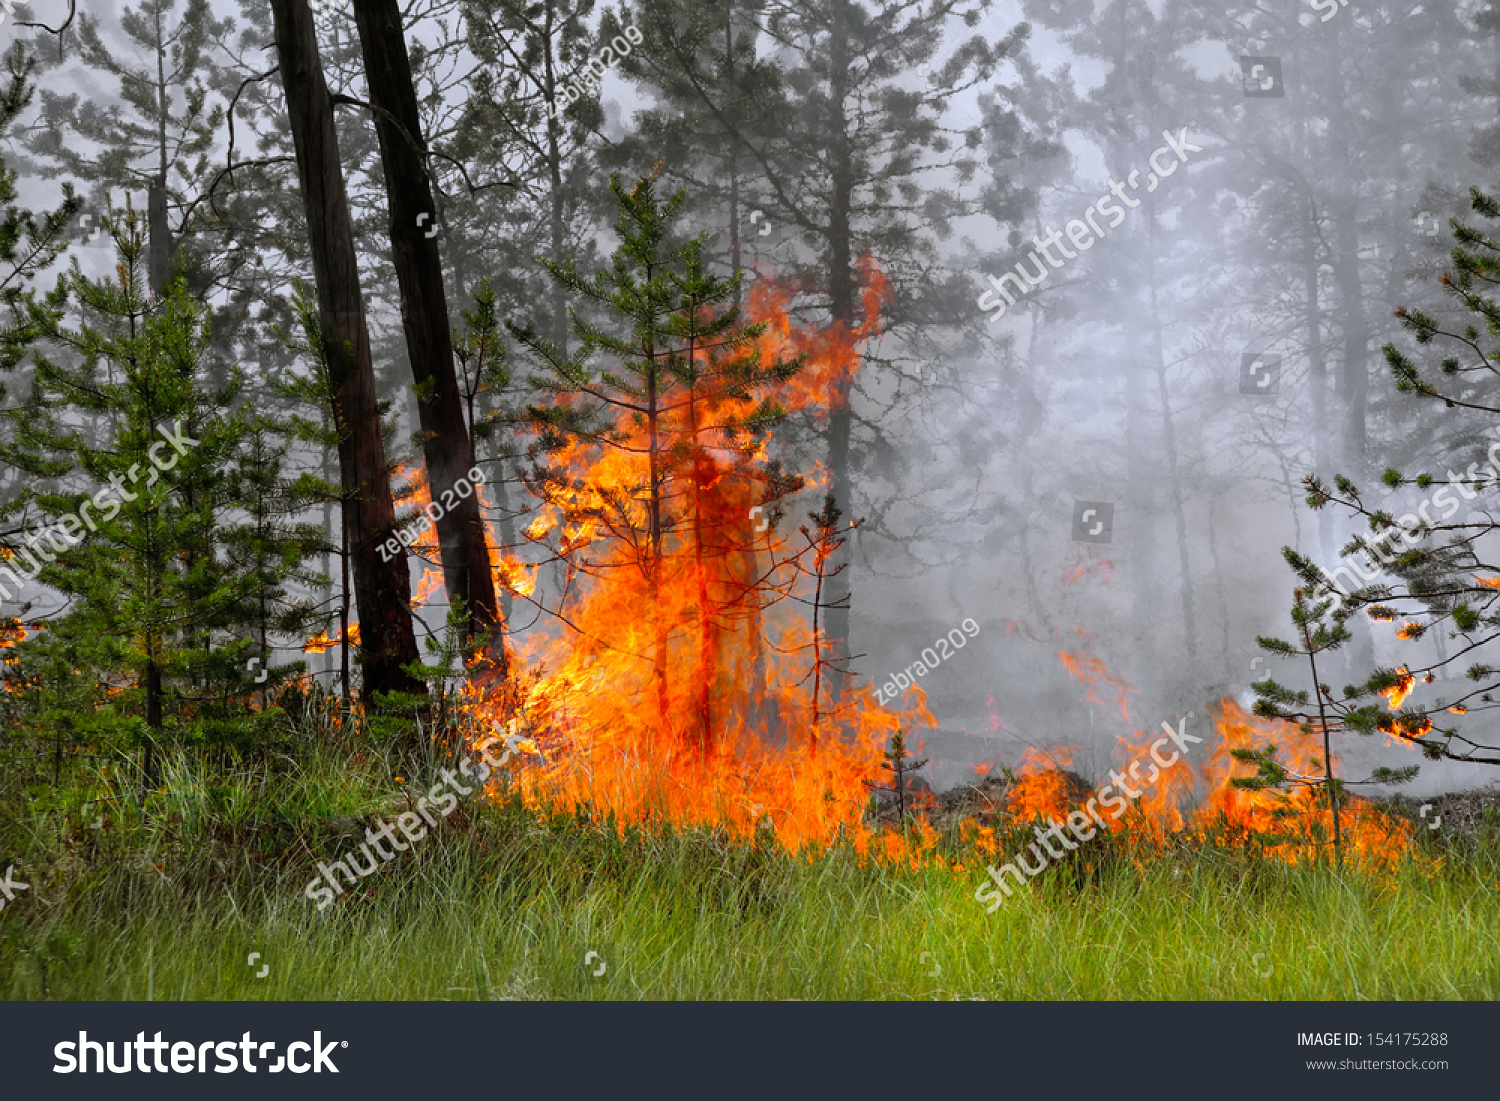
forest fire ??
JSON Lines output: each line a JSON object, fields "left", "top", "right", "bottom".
{"left": 388, "top": 231, "right": 1423, "bottom": 876}
{"left": 459, "top": 254, "right": 941, "bottom": 856}
{"left": 304, "top": 625, "right": 358, "bottom": 654}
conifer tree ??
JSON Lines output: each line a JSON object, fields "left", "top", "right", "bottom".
{"left": 2, "top": 205, "right": 274, "bottom": 778}
{"left": 275, "top": 279, "right": 371, "bottom": 700}
{"left": 513, "top": 172, "right": 802, "bottom": 744}
{"left": 608, "top": 0, "right": 1035, "bottom": 702}
{"left": 219, "top": 413, "right": 327, "bottom": 703}
{"left": 1286, "top": 186, "right": 1500, "bottom": 771}
{"left": 866, "top": 729, "right": 928, "bottom": 823}
{"left": 796, "top": 493, "right": 861, "bottom": 737}
{"left": 268, "top": 0, "right": 424, "bottom": 705}
{"left": 1249, "top": 558, "right": 1422, "bottom": 865}
{"left": 460, "top": 0, "right": 613, "bottom": 347}
{"left": 22, "top": 0, "right": 230, "bottom": 293}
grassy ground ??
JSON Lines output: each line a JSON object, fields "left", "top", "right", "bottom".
{"left": 3, "top": 722, "right": 1500, "bottom": 1000}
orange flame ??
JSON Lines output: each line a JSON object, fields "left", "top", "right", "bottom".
{"left": 304, "top": 623, "right": 359, "bottom": 654}
{"left": 1379, "top": 667, "right": 1415, "bottom": 711}
{"left": 1005, "top": 746, "right": 1075, "bottom": 823}
{"left": 464, "top": 256, "right": 934, "bottom": 858}
{"left": 995, "top": 659, "right": 1420, "bottom": 872}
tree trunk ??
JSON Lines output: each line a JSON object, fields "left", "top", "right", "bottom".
{"left": 1323, "top": 22, "right": 1375, "bottom": 676}
{"left": 148, "top": 179, "right": 173, "bottom": 294}
{"left": 351, "top": 0, "right": 506, "bottom": 669}
{"left": 269, "top": 0, "right": 424, "bottom": 704}
{"left": 822, "top": 0, "right": 855, "bottom": 706}
{"left": 543, "top": 2, "right": 568, "bottom": 349}
{"left": 150, "top": 8, "right": 174, "bottom": 296}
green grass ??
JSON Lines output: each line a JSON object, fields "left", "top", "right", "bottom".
{"left": 4, "top": 731, "right": 1500, "bottom": 1000}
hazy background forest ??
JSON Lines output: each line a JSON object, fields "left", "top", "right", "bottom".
{"left": 3, "top": 0, "right": 1500, "bottom": 802}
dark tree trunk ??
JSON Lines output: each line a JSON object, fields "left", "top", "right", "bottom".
{"left": 269, "top": 0, "right": 424, "bottom": 704}
{"left": 822, "top": 0, "right": 855, "bottom": 705}
{"left": 147, "top": 179, "right": 173, "bottom": 294}
{"left": 351, "top": 0, "right": 506, "bottom": 669}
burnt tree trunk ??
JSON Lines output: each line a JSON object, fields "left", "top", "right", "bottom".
{"left": 351, "top": 0, "right": 506, "bottom": 668}
{"left": 269, "top": 0, "right": 424, "bottom": 704}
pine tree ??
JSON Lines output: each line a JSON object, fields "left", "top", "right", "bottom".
{"left": 512, "top": 171, "right": 802, "bottom": 745}
{"left": 2, "top": 204, "right": 273, "bottom": 779}
{"left": 275, "top": 278, "right": 370, "bottom": 700}
{"left": 218, "top": 413, "right": 327, "bottom": 705}
{"left": 22, "top": 0, "right": 231, "bottom": 293}
{"left": 268, "top": 0, "right": 425, "bottom": 706}
{"left": 350, "top": 0, "right": 505, "bottom": 661}
{"left": 454, "top": 277, "right": 526, "bottom": 629}
{"left": 866, "top": 729, "right": 928, "bottom": 823}
{"left": 0, "top": 42, "right": 85, "bottom": 782}
{"left": 610, "top": 0, "right": 1035, "bottom": 702}
{"left": 459, "top": 0, "right": 613, "bottom": 347}
{"left": 796, "top": 493, "right": 861, "bottom": 739}
{"left": 1287, "top": 186, "right": 1500, "bottom": 773}
{"left": 1249, "top": 557, "right": 1422, "bottom": 866}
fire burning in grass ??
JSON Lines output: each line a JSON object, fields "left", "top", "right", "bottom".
{"left": 980, "top": 686, "right": 1419, "bottom": 871}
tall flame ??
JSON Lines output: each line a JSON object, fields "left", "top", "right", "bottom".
{"left": 468, "top": 256, "right": 929, "bottom": 856}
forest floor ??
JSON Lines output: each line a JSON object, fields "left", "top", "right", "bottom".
{"left": 3, "top": 732, "right": 1499, "bottom": 1001}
